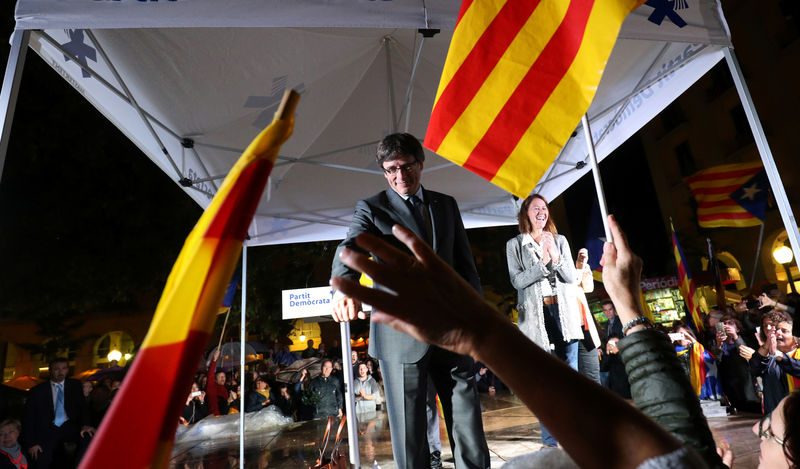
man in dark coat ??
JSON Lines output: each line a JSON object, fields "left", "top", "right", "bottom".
{"left": 308, "top": 360, "right": 342, "bottom": 419}
{"left": 331, "top": 133, "right": 489, "bottom": 468}
{"left": 22, "top": 358, "right": 94, "bottom": 469}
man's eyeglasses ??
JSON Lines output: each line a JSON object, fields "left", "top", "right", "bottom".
{"left": 757, "top": 412, "right": 785, "bottom": 445}
{"left": 383, "top": 161, "right": 418, "bottom": 175}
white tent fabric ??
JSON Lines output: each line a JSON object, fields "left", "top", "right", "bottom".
{"left": 14, "top": 0, "right": 731, "bottom": 246}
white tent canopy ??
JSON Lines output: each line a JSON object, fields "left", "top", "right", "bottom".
{"left": 9, "top": 0, "right": 732, "bottom": 246}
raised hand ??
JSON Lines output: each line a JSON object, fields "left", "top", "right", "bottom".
{"left": 331, "top": 224, "right": 503, "bottom": 359}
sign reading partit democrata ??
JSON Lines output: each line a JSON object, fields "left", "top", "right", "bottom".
{"left": 281, "top": 286, "right": 335, "bottom": 320}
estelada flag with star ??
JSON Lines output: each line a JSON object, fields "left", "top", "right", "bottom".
{"left": 685, "top": 161, "right": 769, "bottom": 228}
{"left": 424, "top": 0, "right": 644, "bottom": 198}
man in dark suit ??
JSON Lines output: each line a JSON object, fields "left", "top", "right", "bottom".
{"left": 331, "top": 133, "right": 489, "bottom": 469}
{"left": 22, "top": 358, "right": 94, "bottom": 469}
{"left": 603, "top": 301, "right": 623, "bottom": 340}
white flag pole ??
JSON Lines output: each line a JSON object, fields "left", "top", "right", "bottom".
{"left": 724, "top": 47, "right": 800, "bottom": 271}
{"left": 581, "top": 115, "right": 613, "bottom": 244}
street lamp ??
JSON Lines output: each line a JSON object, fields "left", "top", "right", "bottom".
{"left": 107, "top": 349, "right": 122, "bottom": 362}
{"left": 773, "top": 245, "right": 797, "bottom": 294}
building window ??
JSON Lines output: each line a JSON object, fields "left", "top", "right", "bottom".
{"left": 675, "top": 141, "right": 697, "bottom": 178}
{"left": 661, "top": 101, "right": 687, "bottom": 132}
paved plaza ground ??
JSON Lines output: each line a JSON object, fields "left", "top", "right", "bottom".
{"left": 169, "top": 391, "right": 761, "bottom": 468}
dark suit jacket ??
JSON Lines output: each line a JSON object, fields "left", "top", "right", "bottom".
{"left": 22, "top": 378, "right": 90, "bottom": 449}
{"left": 332, "top": 187, "right": 480, "bottom": 363}
{"left": 606, "top": 315, "right": 623, "bottom": 340}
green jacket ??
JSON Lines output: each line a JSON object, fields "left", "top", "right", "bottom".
{"left": 619, "top": 329, "right": 726, "bottom": 469}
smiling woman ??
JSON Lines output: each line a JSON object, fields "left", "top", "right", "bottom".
{"left": 505, "top": 193, "right": 583, "bottom": 448}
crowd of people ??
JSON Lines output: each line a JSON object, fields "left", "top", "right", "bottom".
{"left": 3, "top": 131, "right": 800, "bottom": 469}
{"left": 181, "top": 344, "right": 390, "bottom": 426}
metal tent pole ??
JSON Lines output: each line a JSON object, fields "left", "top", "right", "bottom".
{"left": 0, "top": 29, "right": 30, "bottom": 183}
{"left": 340, "top": 322, "right": 360, "bottom": 468}
{"left": 239, "top": 241, "right": 247, "bottom": 469}
{"left": 724, "top": 47, "right": 800, "bottom": 268}
{"left": 580, "top": 115, "right": 613, "bottom": 243}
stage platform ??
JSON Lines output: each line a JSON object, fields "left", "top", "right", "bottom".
{"left": 169, "top": 392, "right": 761, "bottom": 468}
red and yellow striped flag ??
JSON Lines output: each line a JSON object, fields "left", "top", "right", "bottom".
{"left": 424, "top": 0, "right": 643, "bottom": 198}
{"left": 670, "top": 220, "right": 704, "bottom": 334}
{"left": 685, "top": 161, "right": 768, "bottom": 228}
{"left": 80, "top": 91, "right": 299, "bottom": 469}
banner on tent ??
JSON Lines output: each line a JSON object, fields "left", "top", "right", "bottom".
{"left": 282, "top": 286, "right": 335, "bottom": 320}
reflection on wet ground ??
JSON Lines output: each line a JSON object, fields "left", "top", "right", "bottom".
{"left": 169, "top": 392, "right": 760, "bottom": 468}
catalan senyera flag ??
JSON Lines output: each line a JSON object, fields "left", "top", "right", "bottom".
{"left": 670, "top": 220, "right": 703, "bottom": 334}
{"left": 424, "top": 0, "right": 643, "bottom": 198}
{"left": 686, "top": 161, "right": 769, "bottom": 228}
{"left": 787, "top": 348, "right": 800, "bottom": 393}
{"left": 80, "top": 92, "right": 297, "bottom": 469}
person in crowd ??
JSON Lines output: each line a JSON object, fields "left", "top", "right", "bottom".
{"left": 353, "top": 363, "right": 381, "bottom": 414}
{"left": 328, "top": 340, "right": 342, "bottom": 361}
{"left": 273, "top": 345, "right": 299, "bottom": 366}
{"left": 604, "top": 301, "right": 623, "bottom": 340}
{"left": 22, "top": 358, "right": 95, "bottom": 469}
{"left": 206, "top": 350, "right": 230, "bottom": 416}
{"left": 331, "top": 217, "right": 729, "bottom": 468}
{"left": 293, "top": 368, "right": 315, "bottom": 422}
{"left": 245, "top": 377, "right": 272, "bottom": 413}
{"left": 474, "top": 363, "right": 505, "bottom": 395}
{"left": 301, "top": 339, "right": 317, "bottom": 359}
{"left": 308, "top": 360, "right": 343, "bottom": 419}
{"left": 600, "top": 336, "right": 631, "bottom": 399}
{"left": 0, "top": 419, "right": 27, "bottom": 469}
{"left": 317, "top": 342, "right": 327, "bottom": 358}
{"left": 273, "top": 383, "right": 296, "bottom": 419}
{"left": 350, "top": 350, "right": 360, "bottom": 379}
{"left": 711, "top": 314, "right": 761, "bottom": 413}
{"left": 181, "top": 382, "right": 208, "bottom": 425}
{"left": 573, "top": 247, "right": 602, "bottom": 384}
{"left": 331, "top": 133, "right": 489, "bottom": 468}
{"left": 742, "top": 310, "right": 800, "bottom": 414}
{"left": 80, "top": 382, "right": 92, "bottom": 403}
{"left": 751, "top": 389, "right": 800, "bottom": 469}
{"left": 672, "top": 325, "right": 723, "bottom": 400}
{"left": 702, "top": 310, "right": 725, "bottom": 352}
{"left": 227, "top": 385, "right": 241, "bottom": 414}
{"left": 506, "top": 193, "right": 582, "bottom": 448}
{"left": 87, "top": 378, "right": 112, "bottom": 428}
{"left": 365, "top": 358, "right": 382, "bottom": 385}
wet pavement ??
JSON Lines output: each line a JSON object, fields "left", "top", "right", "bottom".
{"left": 169, "top": 392, "right": 761, "bottom": 468}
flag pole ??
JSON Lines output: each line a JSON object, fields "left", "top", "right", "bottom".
{"left": 580, "top": 115, "right": 613, "bottom": 243}
{"left": 724, "top": 47, "right": 800, "bottom": 268}
{"left": 750, "top": 222, "right": 765, "bottom": 290}
{"left": 239, "top": 241, "right": 247, "bottom": 469}
{"left": 340, "top": 321, "right": 360, "bottom": 468}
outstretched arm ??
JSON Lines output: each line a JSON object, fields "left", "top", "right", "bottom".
{"left": 331, "top": 223, "right": 683, "bottom": 469}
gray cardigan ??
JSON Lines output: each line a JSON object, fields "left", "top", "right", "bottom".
{"left": 506, "top": 233, "right": 583, "bottom": 350}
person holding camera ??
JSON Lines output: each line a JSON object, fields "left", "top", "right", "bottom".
{"left": 181, "top": 382, "right": 208, "bottom": 425}
{"left": 711, "top": 315, "right": 761, "bottom": 413}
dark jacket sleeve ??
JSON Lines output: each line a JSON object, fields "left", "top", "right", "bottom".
{"left": 245, "top": 391, "right": 264, "bottom": 413}
{"left": 619, "top": 329, "right": 726, "bottom": 469}
{"left": 332, "top": 199, "right": 380, "bottom": 283}
{"left": 777, "top": 354, "right": 800, "bottom": 378}
{"left": 447, "top": 196, "right": 482, "bottom": 294}
{"left": 749, "top": 353, "right": 770, "bottom": 377}
{"left": 22, "top": 385, "right": 46, "bottom": 449}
